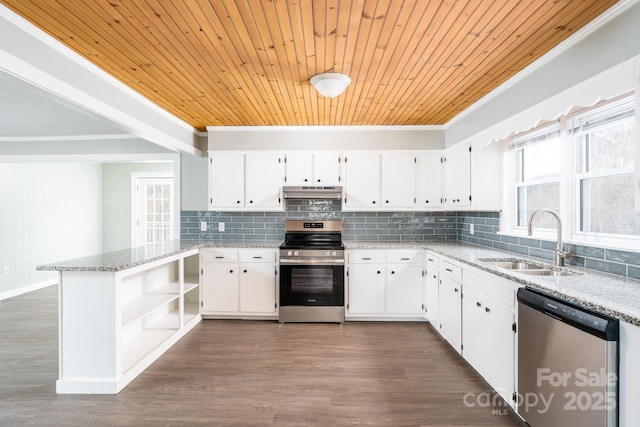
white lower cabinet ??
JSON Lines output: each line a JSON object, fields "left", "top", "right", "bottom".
{"left": 433, "top": 254, "right": 517, "bottom": 408}
{"left": 200, "top": 248, "right": 277, "bottom": 318}
{"left": 346, "top": 249, "right": 423, "bottom": 319}
{"left": 424, "top": 252, "right": 439, "bottom": 323}
{"left": 201, "top": 263, "right": 238, "bottom": 313}
{"left": 239, "top": 262, "right": 277, "bottom": 314}
{"left": 438, "top": 274, "right": 462, "bottom": 353}
{"left": 386, "top": 263, "right": 423, "bottom": 314}
{"left": 461, "top": 264, "right": 517, "bottom": 408}
{"left": 462, "top": 284, "right": 515, "bottom": 406}
{"left": 347, "top": 263, "right": 386, "bottom": 314}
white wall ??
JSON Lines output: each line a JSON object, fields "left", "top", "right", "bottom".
{"left": 207, "top": 127, "right": 444, "bottom": 151}
{"left": 102, "top": 161, "right": 177, "bottom": 252}
{"left": 0, "top": 162, "right": 103, "bottom": 300}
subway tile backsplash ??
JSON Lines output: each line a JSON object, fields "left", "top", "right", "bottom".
{"left": 181, "top": 204, "right": 640, "bottom": 280}
{"left": 181, "top": 199, "right": 458, "bottom": 243}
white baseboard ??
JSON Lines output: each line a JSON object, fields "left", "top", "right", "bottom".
{"left": 0, "top": 278, "right": 58, "bottom": 301}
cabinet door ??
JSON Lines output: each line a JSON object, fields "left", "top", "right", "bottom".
{"left": 209, "top": 153, "right": 244, "bottom": 208}
{"left": 425, "top": 268, "right": 439, "bottom": 323}
{"left": 462, "top": 286, "right": 488, "bottom": 375}
{"left": 344, "top": 153, "right": 380, "bottom": 209}
{"left": 438, "top": 276, "right": 462, "bottom": 353}
{"left": 381, "top": 153, "right": 417, "bottom": 208}
{"left": 487, "top": 304, "right": 515, "bottom": 406}
{"left": 386, "top": 264, "right": 423, "bottom": 314}
{"left": 285, "top": 153, "right": 313, "bottom": 186}
{"left": 420, "top": 152, "right": 443, "bottom": 208}
{"left": 239, "top": 263, "right": 277, "bottom": 314}
{"left": 348, "top": 264, "right": 385, "bottom": 314}
{"left": 313, "top": 152, "right": 342, "bottom": 185}
{"left": 245, "top": 153, "right": 283, "bottom": 209}
{"left": 443, "top": 142, "right": 471, "bottom": 208}
{"left": 201, "top": 263, "right": 238, "bottom": 313}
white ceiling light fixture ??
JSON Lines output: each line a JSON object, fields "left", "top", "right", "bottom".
{"left": 310, "top": 72, "right": 351, "bottom": 98}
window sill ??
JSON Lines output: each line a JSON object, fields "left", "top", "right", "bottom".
{"left": 498, "top": 230, "right": 640, "bottom": 252}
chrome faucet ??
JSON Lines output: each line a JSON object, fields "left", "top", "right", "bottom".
{"left": 527, "top": 208, "right": 569, "bottom": 267}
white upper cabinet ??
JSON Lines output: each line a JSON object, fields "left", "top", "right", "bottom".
{"left": 285, "top": 152, "right": 342, "bottom": 186}
{"left": 244, "top": 153, "right": 283, "bottom": 209}
{"left": 284, "top": 152, "right": 313, "bottom": 185}
{"left": 442, "top": 141, "right": 502, "bottom": 211}
{"left": 209, "top": 153, "right": 245, "bottom": 208}
{"left": 343, "top": 152, "right": 380, "bottom": 209}
{"left": 381, "top": 153, "right": 417, "bottom": 208}
{"left": 419, "top": 152, "right": 443, "bottom": 208}
{"left": 208, "top": 152, "right": 283, "bottom": 211}
{"left": 443, "top": 142, "right": 471, "bottom": 208}
{"left": 313, "top": 152, "right": 342, "bottom": 185}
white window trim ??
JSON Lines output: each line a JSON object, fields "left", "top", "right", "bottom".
{"left": 131, "top": 172, "right": 175, "bottom": 248}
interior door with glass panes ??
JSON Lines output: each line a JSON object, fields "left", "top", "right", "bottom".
{"left": 133, "top": 175, "right": 174, "bottom": 247}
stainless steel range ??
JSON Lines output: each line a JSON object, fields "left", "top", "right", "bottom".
{"left": 279, "top": 220, "right": 345, "bottom": 323}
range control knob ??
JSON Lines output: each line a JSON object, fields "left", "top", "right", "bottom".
{"left": 294, "top": 251, "right": 299, "bottom": 256}
{"left": 287, "top": 251, "right": 293, "bottom": 256}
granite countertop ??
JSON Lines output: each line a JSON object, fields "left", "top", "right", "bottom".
{"left": 37, "top": 239, "right": 283, "bottom": 272}
{"left": 345, "top": 240, "right": 640, "bottom": 326}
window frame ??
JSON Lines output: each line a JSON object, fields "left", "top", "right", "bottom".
{"left": 569, "top": 95, "right": 640, "bottom": 249}
{"left": 506, "top": 122, "right": 563, "bottom": 239}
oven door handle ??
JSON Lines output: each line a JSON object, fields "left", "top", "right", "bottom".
{"left": 280, "top": 258, "right": 345, "bottom": 266}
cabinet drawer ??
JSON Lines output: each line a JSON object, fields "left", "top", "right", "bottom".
{"left": 386, "top": 250, "right": 421, "bottom": 264}
{"left": 440, "top": 260, "right": 462, "bottom": 281}
{"left": 238, "top": 250, "right": 276, "bottom": 263}
{"left": 463, "top": 269, "right": 516, "bottom": 309}
{"left": 348, "top": 250, "right": 385, "bottom": 264}
{"left": 425, "top": 252, "right": 439, "bottom": 269}
{"left": 200, "top": 249, "right": 238, "bottom": 263}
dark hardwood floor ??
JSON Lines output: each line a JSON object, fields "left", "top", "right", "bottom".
{"left": 0, "top": 285, "right": 524, "bottom": 426}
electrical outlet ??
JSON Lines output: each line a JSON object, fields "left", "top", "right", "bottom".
{"left": 200, "top": 221, "right": 207, "bottom": 232}
{"left": 470, "top": 224, "right": 475, "bottom": 235}
{"left": 218, "top": 222, "right": 225, "bottom": 232}
{"left": 3, "top": 266, "right": 9, "bottom": 275}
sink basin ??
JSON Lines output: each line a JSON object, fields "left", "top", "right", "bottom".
{"left": 486, "top": 260, "right": 545, "bottom": 270}
{"left": 479, "top": 258, "right": 545, "bottom": 270}
{"left": 479, "top": 258, "right": 581, "bottom": 277}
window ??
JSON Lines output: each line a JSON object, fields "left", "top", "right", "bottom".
{"left": 571, "top": 96, "right": 640, "bottom": 237}
{"left": 511, "top": 124, "right": 562, "bottom": 229}
{"left": 502, "top": 92, "right": 639, "bottom": 248}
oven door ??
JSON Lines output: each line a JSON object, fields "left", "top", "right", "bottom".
{"left": 279, "top": 262, "right": 344, "bottom": 306}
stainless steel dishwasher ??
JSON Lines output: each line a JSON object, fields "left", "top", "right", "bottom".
{"left": 517, "top": 287, "right": 618, "bottom": 427}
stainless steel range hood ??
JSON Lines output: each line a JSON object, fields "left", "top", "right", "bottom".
{"left": 282, "top": 186, "right": 343, "bottom": 199}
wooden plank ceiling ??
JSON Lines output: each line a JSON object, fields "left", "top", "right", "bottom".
{"left": 2, "top": 0, "right": 618, "bottom": 130}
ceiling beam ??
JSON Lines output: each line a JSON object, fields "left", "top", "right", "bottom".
{"left": 0, "top": 5, "right": 201, "bottom": 156}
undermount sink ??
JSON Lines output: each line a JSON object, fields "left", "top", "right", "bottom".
{"left": 486, "top": 260, "right": 545, "bottom": 270}
{"left": 479, "top": 258, "right": 580, "bottom": 277}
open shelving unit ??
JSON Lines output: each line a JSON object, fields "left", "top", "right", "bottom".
{"left": 56, "top": 248, "right": 201, "bottom": 394}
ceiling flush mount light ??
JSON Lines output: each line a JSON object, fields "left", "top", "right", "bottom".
{"left": 310, "top": 72, "right": 351, "bottom": 98}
